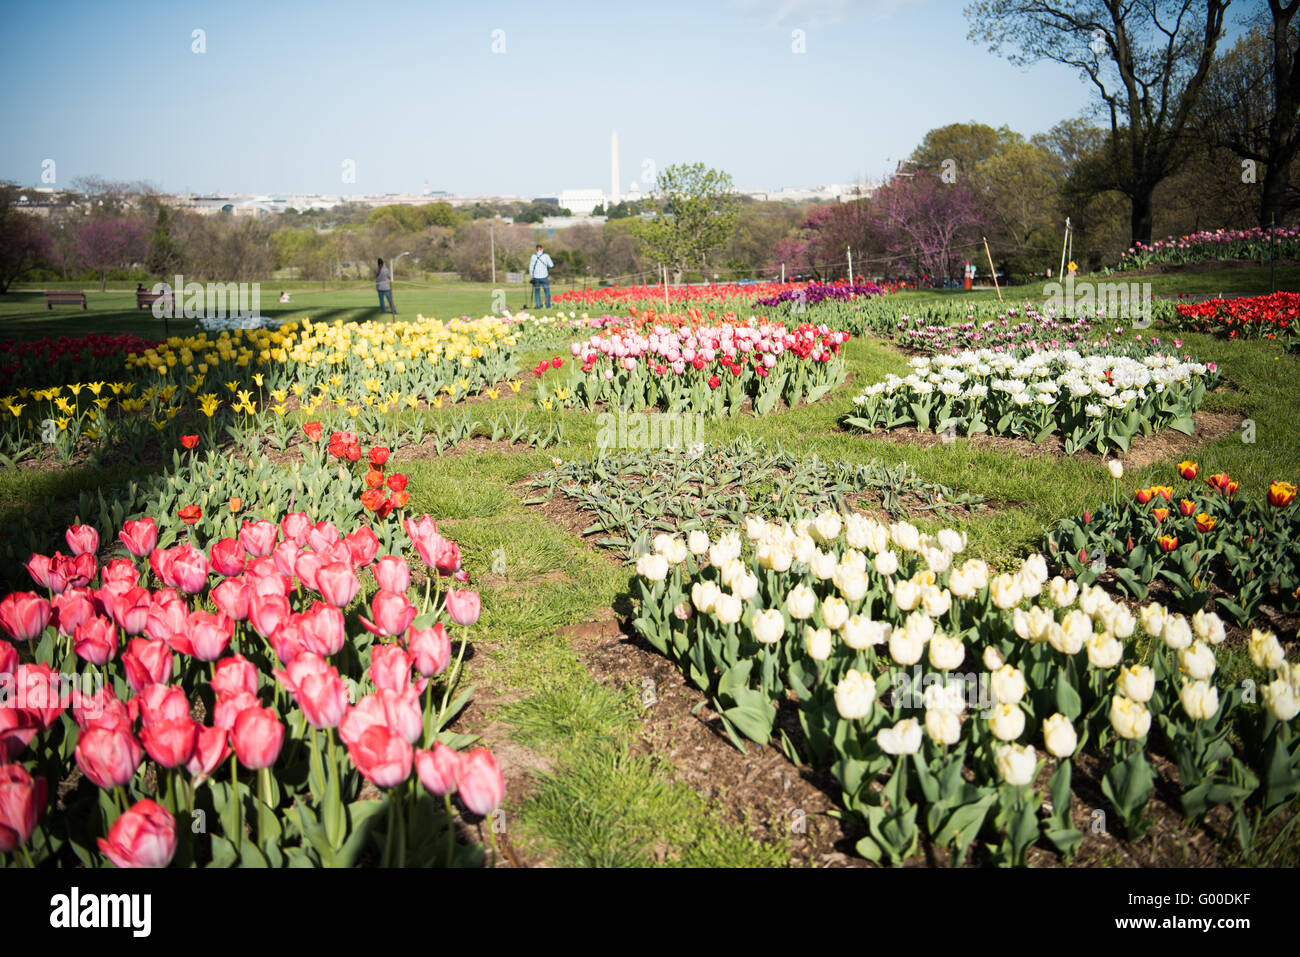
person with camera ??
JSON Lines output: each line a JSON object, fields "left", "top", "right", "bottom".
{"left": 528, "top": 244, "right": 555, "bottom": 310}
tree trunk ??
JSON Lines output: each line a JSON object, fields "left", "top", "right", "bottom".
{"left": 1259, "top": 159, "right": 1293, "bottom": 229}
{"left": 100, "top": 270, "right": 107, "bottom": 292}
{"left": 1129, "top": 190, "right": 1155, "bottom": 246}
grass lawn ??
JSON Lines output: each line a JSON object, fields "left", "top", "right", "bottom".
{"left": 3, "top": 265, "right": 1297, "bottom": 867}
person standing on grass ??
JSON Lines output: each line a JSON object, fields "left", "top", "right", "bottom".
{"left": 529, "top": 244, "right": 554, "bottom": 310}
{"left": 375, "top": 258, "right": 396, "bottom": 314}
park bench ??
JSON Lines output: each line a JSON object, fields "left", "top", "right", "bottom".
{"left": 137, "top": 289, "right": 173, "bottom": 309}
{"left": 45, "top": 291, "right": 87, "bottom": 310}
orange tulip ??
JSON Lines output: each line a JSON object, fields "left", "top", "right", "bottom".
{"left": 229, "top": 496, "right": 242, "bottom": 514}
{"left": 1177, "top": 461, "right": 1198, "bottom": 480}
{"left": 1152, "top": 507, "right": 1170, "bottom": 522}
{"left": 1178, "top": 498, "right": 1196, "bottom": 517}
{"left": 178, "top": 505, "right": 202, "bottom": 525}
{"left": 1150, "top": 485, "right": 1174, "bottom": 502}
{"left": 180, "top": 434, "right": 199, "bottom": 450}
{"left": 1268, "top": 481, "right": 1298, "bottom": 508}
{"left": 1195, "top": 513, "right": 1216, "bottom": 532}
{"left": 359, "top": 489, "right": 385, "bottom": 511}
{"left": 1135, "top": 488, "right": 1153, "bottom": 504}
{"left": 1158, "top": 534, "right": 1178, "bottom": 552}
{"left": 1226, "top": 480, "right": 1239, "bottom": 498}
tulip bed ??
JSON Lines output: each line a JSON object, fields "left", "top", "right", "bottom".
{"left": 630, "top": 511, "right": 1300, "bottom": 865}
{"left": 0, "top": 333, "right": 158, "bottom": 396}
{"left": 843, "top": 346, "right": 1221, "bottom": 455}
{"left": 0, "top": 499, "right": 505, "bottom": 868}
{"left": 894, "top": 306, "right": 1096, "bottom": 355}
{"left": 1115, "top": 226, "right": 1300, "bottom": 271}
{"left": 521, "top": 437, "right": 986, "bottom": 563}
{"left": 1044, "top": 463, "right": 1300, "bottom": 628}
{"left": 1171, "top": 291, "right": 1300, "bottom": 343}
{"left": 547, "top": 320, "right": 851, "bottom": 418}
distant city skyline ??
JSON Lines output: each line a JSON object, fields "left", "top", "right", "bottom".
{"left": 0, "top": 0, "right": 1253, "bottom": 198}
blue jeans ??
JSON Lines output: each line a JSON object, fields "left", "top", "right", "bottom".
{"left": 532, "top": 277, "right": 550, "bottom": 309}
{"left": 378, "top": 288, "right": 394, "bottom": 313}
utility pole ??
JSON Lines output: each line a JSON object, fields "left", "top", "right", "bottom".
{"left": 490, "top": 223, "right": 496, "bottom": 284}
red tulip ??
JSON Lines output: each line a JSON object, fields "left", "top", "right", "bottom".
{"left": 168, "top": 545, "right": 209, "bottom": 594}
{"left": 75, "top": 725, "right": 144, "bottom": 789}
{"left": 343, "top": 527, "right": 379, "bottom": 567}
{"left": 0, "top": 638, "right": 16, "bottom": 679}
{"left": 209, "top": 538, "right": 246, "bottom": 578}
{"left": 211, "top": 576, "right": 251, "bottom": 621}
{"left": 73, "top": 616, "right": 118, "bottom": 665}
{"left": 186, "top": 726, "right": 231, "bottom": 780}
{"left": 121, "top": 638, "right": 173, "bottom": 694}
{"left": 347, "top": 724, "right": 412, "bottom": 788}
{"left": 386, "top": 473, "right": 407, "bottom": 493}
{"left": 444, "top": 589, "right": 481, "bottom": 626}
{"left": 53, "top": 588, "right": 96, "bottom": 636}
{"left": 0, "top": 592, "right": 52, "bottom": 641}
{"left": 307, "top": 520, "right": 340, "bottom": 553}
{"left": 179, "top": 434, "right": 199, "bottom": 450}
{"left": 365, "top": 468, "right": 385, "bottom": 491}
{"left": 373, "top": 555, "right": 410, "bottom": 594}
{"left": 1134, "top": 488, "right": 1153, "bottom": 505}
{"left": 247, "top": 590, "right": 291, "bottom": 639}
{"left": 280, "top": 511, "right": 312, "bottom": 546}
{"left": 54, "top": 552, "right": 97, "bottom": 590}
{"left": 177, "top": 505, "right": 202, "bottom": 526}
{"left": 97, "top": 798, "right": 177, "bottom": 868}
{"left": 369, "top": 643, "right": 413, "bottom": 693}
{"left": 316, "top": 562, "right": 361, "bottom": 609}
{"left": 24, "top": 554, "right": 53, "bottom": 590}
{"left": 118, "top": 518, "right": 158, "bottom": 558}
{"left": 708, "top": 375, "right": 721, "bottom": 389}
{"left": 140, "top": 716, "right": 197, "bottom": 768}
{"left": 238, "top": 520, "right": 278, "bottom": 557}
{"left": 360, "top": 489, "right": 385, "bottom": 512}
{"left": 0, "top": 763, "right": 47, "bottom": 853}
{"left": 137, "top": 683, "right": 190, "bottom": 727}
{"left": 416, "top": 742, "right": 462, "bottom": 796}
{"left": 65, "top": 524, "right": 99, "bottom": 557}
{"left": 302, "top": 421, "right": 323, "bottom": 442}
{"left": 211, "top": 654, "right": 259, "bottom": 697}
{"left": 104, "top": 584, "right": 151, "bottom": 636}
{"left": 0, "top": 707, "right": 39, "bottom": 762}
{"left": 433, "top": 538, "right": 462, "bottom": 576}
{"left": 388, "top": 490, "right": 410, "bottom": 510}
{"left": 70, "top": 684, "right": 134, "bottom": 732}
{"left": 1158, "top": 534, "right": 1179, "bottom": 553}
{"left": 231, "top": 706, "right": 284, "bottom": 769}
{"left": 212, "top": 691, "right": 260, "bottom": 731}
{"left": 298, "top": 601, "right": 346, "bottom": 657}
{"left": 407, "top": 622, "right": 451, "bottom": 678}
{"left": 14, "top": 664, "right": 66, "bottom": 729}
{"left": 145, "top": 589, "right": 189, "bottom": 645}
{"left": 360, "top": 590, "right": 417, "bottom": 638}
{"left": 369, "top": 446, "right": 390, "bottom": 469}
{"left": 271, "top": 540, "right": 300, "bottom": 580}
{"left": 455, "top": 747, "right": 504, "bottom": 815}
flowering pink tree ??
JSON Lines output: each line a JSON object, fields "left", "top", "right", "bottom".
{"left": 872, "top": 176, "right": 993, "bottom": 283}
{"left": 0, "top": 210, "right": 52, "bottom": 294}
{"left": 75, "top": 217, "right": 148, "bottom": 291}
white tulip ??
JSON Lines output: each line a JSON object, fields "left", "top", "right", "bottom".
{"left": 923, "top": 548, "right": 952, "bottom": 575}
{"left": 708, "top": 533, "right": 741, "bottom": 568}
{"left": 842, "top": 513, "right": 872, "bottom": 550}
{"left": 929, "top": 632, "right": 965, "bottom": 671}
{"left": 936, "top": 529, "right": 966, "bottom": 554}
{"left": 873, "top": 550, "right": 899, "bottom": 577}
{"left": 1109, "top": 695, "right": 1152, "bottom": 739}
{"left": 1048, "top": 576, "right": 1078, "bottom": 608}
{"left": 636, "top": 552, "right": 669, "bottom": 582}
{"left": 995, "top": 743, "right": 1038, "bottom": 786}
{"left": 662, "top": 538, "right": 688, "bottom": 564}
{"left": 1052, "top": 609, "right": 1092, "bottom": 656}
{"left": 1021, "top": 554, "right": 1049, "bottom": 586}
{"left": 1017, "top": 567, "right": 1044, "bottom": 600}
{"left": 893, "top": 579, "right": 921, "bottom": 611}
{"left": 1248, "top": 629, "right": 1286, "bottom": 671}
{"left": 947, "top": 567, "right": 977, "bottom": 599}
{"left": 1262, "top": 677, "right": 1300, "bottom": 721}
{"left": 926, "top": 707, "right": 963, "bottom": 746}
{"left": 1078, "top": 583, "right": 1105, "bottom": 618}
{"left": 1162, "top": 614, "right": 1193, "bottom": 651}
{"left": 652, "top": 532, "right": 676, "bottom": 556}
{"left": 691, "top": 580, "right": 721, "bottom": 614}
{"left": 839, "top": 549, "right": 867, "bottom": 575}
{"left": 1086, "top": 631, "right": 1124, "bottom": 670}
{"left": 1107, "top": 459, "right": 1124, "bottom": 479}
{"left": 1140, "top": 602, "right": 1167, "bottom": 638}
{"left": 1180, "top": 680, "right": 1220, "bottom": 721}
{"left": 988, "top": 703, "right": 1026, "bottom": 741}
{"left": 717, "top": 557, "right": 745, "bottom": 589}
{"left": 1191, "top": 609, "right": 1226, "bottom": 646}
{"left": 889, "top": 521, "right": 921, "bottom": 552}
{"left": 809, "top": 549, "right": 838, "bottom": 581}
{"left": 834, "top": 669, "right": 877, "bottom": 719}
{"left": 921, "top": 586, "right": 952, "bottom": 619}
{"left": 821, "top": 596, "right": 850, "bottom": 630}
{"left": 959, "top": 559, "right": 990, "bottom": 591}
{"left": 889, "top": 626, "right": 926, "bottom": 666}
{"left": 756, "top": 540, "right": 793, "bottom": 573}
{"left": 991, "top": 664, "right": 1026, "bottom": 705}
{"left": 752, "top": 608, "right": 785, "bottom": 644}
{"left": 732, "top": 571, "right": 759, "bottom": 601}
{"left": 687, "top": 529, "right": 710, "bottom": 555}
{"left": 877, "top": 718, "right": 923, "bottom": 755}
{"left": 1042, "top": 713, "right": 1077, "bottom": 758}
{"left": 1116, "top": 664, "right": 1155, "bottom": 703}
{"left": 990, "top": 573, "right": 1022, "bottom": 610}
{"left": 805, "top": 626, "right": 833, "bottom": 661}
{"left": 923, "top": 681, "right": 967, "bottom": 714}
{"left": 714, "top": 592, "right": 743, "bottom": 625}
{"left": 1178, "top": 641, "right": 1217, "bottom": 681}
{"left": 834, "top": 566, "right": 869, "bottom": 603}
{"left": 744, "top": 515, "right": 769, "bottom": 541}
{"left": 1101, "top": 604, "right": 1136, "bottom": 640}
{"left": 812, "top": 510, "right": 842, "bottom": 544}
{"left": 791, "top": 534, "right": 816, "bottom": 566}
{"left": 842, "top": 615, "right": 889, "bottom": 650}
{"left": 785, "top": 584, "right": 816, "bottom": 620}
{"left": 983, "top": 646, "right": 1005, "bottom": 671}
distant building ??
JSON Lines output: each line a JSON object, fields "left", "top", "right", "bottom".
{"left": 556, "top": 189, "right": 604, "bottom": 216}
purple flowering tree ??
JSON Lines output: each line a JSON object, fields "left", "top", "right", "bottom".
{"left": 75, "top": 217, "right": 148, "bottom": 291}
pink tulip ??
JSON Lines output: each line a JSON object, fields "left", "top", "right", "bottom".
{"left": 407, "top": 622, "right": 451, "bottom": 678}
{"left": 298, "top": 601, "right": 346, "bottom": 657}
{"left": 145, "top": 589, "right": 189, "bottom": 645}
{"left": 369, "top": 643, "right": 413, "bottom": 692}
{"left": 52, "top": 588, "right": 96, "bottom": 636}
{"left": 75, "top": 725, "right": 144, "bottom": 789}
{"left": 247, "top": 590, "right": 291, "bottom": 639}
{"left": 231, "top": 706, "right": 284, "bottom": 769}
{"left": 0, "top": 592, "right": 52, "bottom": 641}
{"left": 307, "top": 521, "right": 340, "bottom": 553}
{"left": 65, "top": 524, "right": 99, "bottom": 557}
{"left": 209, "top": 538, "right": 246, "bottom": 578}
{"left": 0, "top": 764, "right": 47, "bottom": 853}
{"left": 181, "top": 610, "right": 232, "bottom": 661}
{"left": 416, "top": 743, "right": 462, "bottom": 796}
{"left": 186, "top": 726, "right": 231, "bottom": 780}
{"left": 140, "top": 716, "right": 197, "bottom": 769}
{"left": 211, "top": 654, "right": 259, "bottom": 697}
{"left": 14, "top": 663, "right": 66, "bottom": 729}
{"left": 168, "top": 545, "right": 209, "bottom": 594}
{"left": 0, "top": 707, "right": 39, "bottom": 762}
{"left": 121, "top": 638, "right": 173, "bottom": 694}
{"left": 238, "top": 520, "right": 278, "bottom": 557}
{"left": 268, "top": 619, "right": 309, "bottom": 664}
{"left": 212, "top": 691, "right": 260, "bottom": 731}
{"left": 372, "top": 555, "right": 410, "bottom": 593}
{"left": 137, "top": 683, "right": 190, "bottom": 727}
{"left": 444, "top": 589, "right": 481, "bottom": 626}
{"left": 100, "top": 558, "right": 138, "bottom": 587}
{"left": 271, "top": 540, "right": 300, "bottom": 580}
{"left": 316, "top": 562, "right": 360, "bottom": 609}
{"left": 455, "top": 747, "right": 504, "bottom": 815}
{"left": 343, "top": 527, "right": 379, "bottom": 567}
{"left": 360, "top": 590, "right": 416, "bottom": 638}
{"left": 0, "top": 638, "right": 16, "bottom": 679}
{"left": 294, "top": 551, "right": 325, "bottom": 592}
{"left": 280, "top": 512, "right": 312, "bottom": 547}
{"left": 73, "top": 616, "right": 118, "bottom": 665}
{"left": 24, "top": 554, "right": 53, "bottom": 590}
{"left": 118, "top": 517, "right": 158, "bottom": 557}
{"left": 104, "top": 583, "right": 151, "bottom": 636}
{"left": 97, "top": 799, "right": 176, "bottom": 868}
{"left": 403, "top": 514, "right": 441, "bottom": 567}
{"left": 347, "top": 724, "right": 413, "bottom": 788}
{"left": 211, "top": 576, "right": 251, "bottom": 621}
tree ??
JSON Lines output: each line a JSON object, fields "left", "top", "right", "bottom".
{"left": 146, "top": 205, "right": 182, "bottom": 277}
{"left": 967, "top": 0, "right": 1231, "bottom": 244}
{"left": 873, "top": 175, "right": 993, "bottom": 282}
{"left": 0, "top": 185, "right": 52, "bottom": 294}
{"left": 1196, "top": 6, "right": 1300, "bottom": 226}
{"left": 638, "top": 162, "right": 739, "bottom": 281}
{"left": 75, "top": 217, "right": 147, "bottom": 291}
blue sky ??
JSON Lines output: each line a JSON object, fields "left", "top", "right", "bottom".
{"left": 0, "top": 0, "right": 1232, "bottom": 198}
